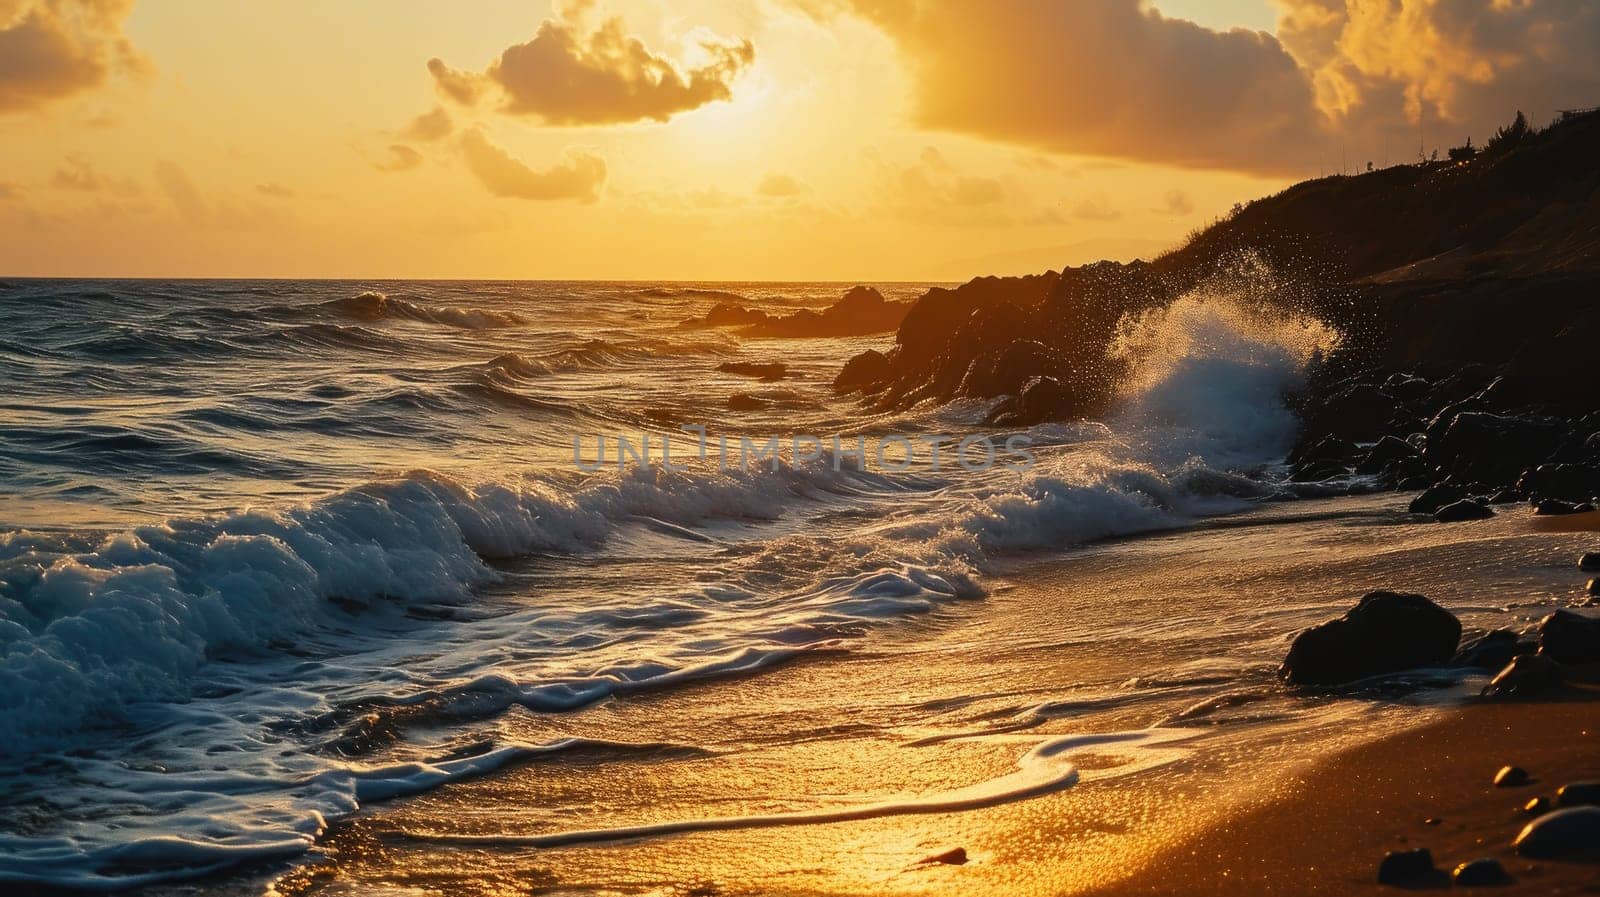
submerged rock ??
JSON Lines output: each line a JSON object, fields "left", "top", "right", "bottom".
{"left": 1451, "top": 857, "right": 1509, "bottom": 886}
{"left": 1481, "top": 654, "right": 1563, "bottom": 699}
{"left": 1377, "top": 847, "right": 1437, "bottom": 885}
{"left": 1514, "top": 806, "right": 1600, "bottom": 858}
{"left": 1435, "top": 499, "right": 1494, "bottom": 522}
{"left": 1281, "top": 591, "right": 1461, "bottom": 686}
{"left": 1495, "top": 765, "right": 1531, "bottom": 787}
{"left": 717, "top": 361, "right": 787, "bottom": 381}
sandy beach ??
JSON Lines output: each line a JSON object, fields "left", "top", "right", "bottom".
{"left": 231, "top": 496, "right": 1600, "bottom": 897}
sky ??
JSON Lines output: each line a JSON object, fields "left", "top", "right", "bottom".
{"left": 0, "top": 0, "right": 1595, "bottom": 281}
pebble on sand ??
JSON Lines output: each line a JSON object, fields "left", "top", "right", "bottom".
{"left": 1494, "top": 765, "right": 1530, "bottom": 787}
{"left": 1556, "top": 782, "right": 1600, "bottom": 808}
{"left": 1580, "top": 551, "right": 1600, "bottom": 572}
{"left": 1377, "top": 847, "right": 1437, "bottom": 884}
{"left": 1515, "top": 806, "right": 1600, "bottom": 858}
{"left": 1525, "top": 796, "right": 1552, "bottom": 815}
{"left": 1451, "top": 857, "right": 1509, "bottom": 886}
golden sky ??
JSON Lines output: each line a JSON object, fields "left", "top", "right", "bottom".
{"left": 1, "top": 0, "right": 1594, "bottom": 280}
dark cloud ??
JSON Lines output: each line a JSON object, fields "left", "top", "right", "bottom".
{"left": 372, "top": 144, "right": 424, "bottom": 173}
{"left": 458, "top": 130, "right": 606, "bottom": 202}
{"left": 0, "top": 0, "right": 144, "bottom": 112}
{"left": 807, "top": 0, "right": 1600, "bottom": 176}
{"left": 429, "top": 3, "right": 753, "bottom": 125}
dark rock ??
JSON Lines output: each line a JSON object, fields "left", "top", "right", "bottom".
{"left": 1497, "top": 310, "right": 1600, "bottom": 411}
{"left": 1357, "top": 435, "right": 1421, "bottom": 475}
{"left": 1481, "top": 654, "right": 1563, "bottom": 699}
{"left": 833, "top": 349, "right": 891, "bottom": 394}
{"left": 1534, "top": 498, "right": 1595, "bottom": 516}
{"left": 990, "top": 375, "right": 1079, "bottom": 426}
{"left": 1488, "top": 488, "right": 1523, "bottom": 504}
{"left": 1292, "top": 457, "right": 1350, "bottom": 483}
{"left": 1494, "top": 765, "right": 1530, "bottom": 787}
{"left": 717, "top": 361, "right": 787, "bottom": 381}
{"left": 1377, "top": 847, "right": 1437, "bottom": 885}
{"left": 1281, "top": 591, "right": 1461, "bottom": 686}
{"left": 1582, "top": 552, "right": 1600, "bottom": 572}
{"left": 1425, "top": 413, "right": 1565, "bottom": 487}
{"left": 1302, "top": 384, "right": 1398, "bottom": 444}
{"left": 1451, "top": 857, "right": 1509, "bottom": 886}
{"left": 1538, "top": 610, "right": 1600, "bottom": 664}
{"left": 1526, "top": 796, "right": 1552, "bottom": 815}
{"left": 920, "top": 846, "right": 968, "bottom": 866}
{"left": 1514, "top": 806, "right": 1600, "bottom": 858}
{"left": 694, "top": 286, "right": 913, "bottom": 338}
{"left": 1452, "top": 629, "right": 1522, "bottom": 670}
{"left": 1519, "top": 463, "right": 1600, "bottom": 503}
{"left": 1409, "top": 484, "right": 1467, "bottom": 515}
{"left": 1557, "top": 782, "right": 1600, "bottom": 808}
{"left": 1435, "top": 499, "right": 1494, "bottom": 522}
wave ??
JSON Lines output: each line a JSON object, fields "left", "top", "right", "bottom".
{"left": 0, "top": 737, "right": 702, "bottom": 891}
{"left": 629, "top": 287, "right": 749, "bottom": 302}
{"left": 322, "top": 291, "right": 529, "bottom": 329}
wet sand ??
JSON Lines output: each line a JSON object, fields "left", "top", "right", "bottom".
{"left": 252, "top": 496, "right": 1600, "bottom": 897}
{"left": 1088, "top": 692, "right": 1600, "bottom": 896}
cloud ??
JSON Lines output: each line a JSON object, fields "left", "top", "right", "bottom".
{"left": 428, "top": 2, "right": 754, "bottom": 125}
{"left": 154, "top": 160, "right": 206, "bottom": 223}
{"left": 255, "top": 182, "right": 294, "bottom": 198}
{"left": 1155, "top": 188, "right": 1193, "bottom": 216}
{"left": 808, "top": 0, "right": 1600, "bottom": 175}
{"left": 399, "top": 106, "right": 453, "bottom": 142}
{"left": 1070, "top": 195, "right": 1121, "bottom": 221}
{"left": 51, "top": 154, "right": 135, "bottom": 193}
{"left": 0, "top": 0, "right": 145, "bottom": 112}
{"left": 755, "top": 171, "right": 809, "bottom": 197}
{"left": 457, "top": 130, "right": 606, "bottom": 202}
{"left": 1278, "top": 0, "right": 1600, "bottom": 135}
{"left": 808, "top": 0, "right": 1318, "bottom": 174}
{"left": 0, "top": 180, "right": 20, "bottom": 200}
{"left": 152, "top": 160, "right": 287, "bottom": 230}
{"left": 866, "top": 145, "right": 1025, "bottom": 225}
{"left": 372, "top": 144, "right": 424, "bottom": 173}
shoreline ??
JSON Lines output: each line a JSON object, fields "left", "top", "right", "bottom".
{"left": 249, "top": 495, "right": 1600, "bottom": 897}
{"left": 1088, "top": 690, "right": 1600, "bottom": 895}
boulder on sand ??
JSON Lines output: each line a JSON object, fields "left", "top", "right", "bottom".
{"left": 1514, "top": 807, "right": 1600, "bottom": 858}
{"left": 1451, "top": 629, "right": 1523, "bottom": 670}
{"left": 1435, "top": 499, "right": 1494, "bottom": 522}
{"left": 1281, "top": 591, "right": 1462, "bottom": 686}
{"left": 1409, "top": 484, "right": 1466, "bottom": 515}
{"left": 1481, "top": 654, "right": 1563, "bottom": 699}
{"left": 1538, "top": 610, "right": 1600, "bottom": 664}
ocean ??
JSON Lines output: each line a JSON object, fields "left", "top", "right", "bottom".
{"left": 1, "top": 277, "right": 1521, "bottom": 892}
